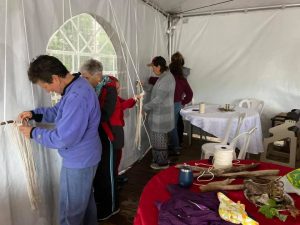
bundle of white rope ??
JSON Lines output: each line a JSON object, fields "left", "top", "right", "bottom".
{"left": 134, "top": 82, "right": 150, "bottom": 150}
{"left": 9, "top": 123, "right": 40, "bottom": 210}
{"left": 213, "top": 144, "right": 234, "bottom": 169}
{"left": 108, "top": 0, "right": 152, "bottom": 149}
{"left": 134, "top": 88, "right": 143, "bottom": 150}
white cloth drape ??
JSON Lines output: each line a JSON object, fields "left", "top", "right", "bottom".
{"left": 180, "top": 105, "right": 264, "bottom": 154}
{"left": 0, "top": 0, "right": 167, "bottom": 224}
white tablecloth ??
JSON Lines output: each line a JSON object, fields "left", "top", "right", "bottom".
{"left": 180, "top": 105, "right": 264, "bottom": 154}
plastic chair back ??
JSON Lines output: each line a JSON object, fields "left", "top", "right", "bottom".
{"left": 220, "top": 112, "right": 240, "bottom": 144}
{"left": 239, "top": 98, "right": 264, "bottom": 115}
{"left": 230, "top": 127, "right": 257, "bottom": 159}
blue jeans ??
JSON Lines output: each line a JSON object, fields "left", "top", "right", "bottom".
{"left": 169, "top": 102, "right": 182, "bottom": 150}
{"left": 59, "top": 165, "right": 98, "bottom": 225}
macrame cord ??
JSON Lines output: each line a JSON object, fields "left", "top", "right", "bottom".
{"left": 9, "top": 121, "right": 40, "bottom": 210}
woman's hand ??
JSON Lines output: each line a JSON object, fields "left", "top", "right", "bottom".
{"left": 136, "top": 80, "right": 144, "bottom": 86}
{"left": 18, "top": 125, "right": 33, "bottom": 139}
{"left": 18, "top": 111, "right": 32, "bottom": 122}
{"left": 134, "top": 91, "right": 145, "bottom": 101}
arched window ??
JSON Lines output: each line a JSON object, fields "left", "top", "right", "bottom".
{"left": 46, "top": 13, "right": 118, "bottom": 104}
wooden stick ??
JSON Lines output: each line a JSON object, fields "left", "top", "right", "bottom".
{"left": 219, "top": 169, "right": 280, "bottom": 178}
{"left": 216, "top": 163, "right": 260, "bottom": 174}
{"left": 200, "top": 179, "right": 244, "bottom": 192}
{"left": 194, "top": 169, "right": 279, "bottom": 178}
{"left": 0, "top": 120, "right": 15, "bottom": 126}
{"left": 200, "top": 184, "right": 244, "bottom": 192}
{"left": 204, "top": 178, "right": 235, "bottom": 185}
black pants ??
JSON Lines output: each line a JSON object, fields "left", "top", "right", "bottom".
{"left": 93, "top": 129, "right": 119, "bottom": 219}
{"left": 177, "top": 114, "right": 184, "bottom": 145}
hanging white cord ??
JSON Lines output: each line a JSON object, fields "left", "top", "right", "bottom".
{"left": 62, "top": 0, "right": 65, "bottom": 23}
{"left": 108, "top": 0, "right": 148, "bottom": 147}
{"left": 134, "top": 0, "right": 139, "bottom": 76}
{"left": 133, "top": 0, "right": 143, "bottom": 149}
{"left": 21, "top": 0, "right": 35, "bottom": 109}
{"left": 134, "top": 83, "right": 147, "bottom": 149}
{"left": 108, "top": 0, "right": 145, "bottom": 91}
{"left": 9, "top": 123, "right": 40, "bottom": 210}
{"left": 3, "top": 0, "right": 7, "bottom": 121}
{"left": 134, "top": 0, "right": 140, "bottom": 74}
{"left": 108, "top": 11, "right": 134, "bottom": 96}
{"left": 108, "top": 3, "right": 136, "bottom": 96}
{"left": 68, "top": 0, "right": 73, "bottom": 18}
{"left": 108, "top": 0, "right": 151, "bottom": 148}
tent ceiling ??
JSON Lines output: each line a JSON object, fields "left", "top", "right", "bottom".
{"left": 147, "top": 0, "right": 300, "bottom": 15}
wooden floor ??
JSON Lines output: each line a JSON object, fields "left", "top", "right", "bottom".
{"left": 99, "top": 136, "right": 205, "bottom": 225}
{"left": 100, "top": 134, "right": 300, "bottom": 225}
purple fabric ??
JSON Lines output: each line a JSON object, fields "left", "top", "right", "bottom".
{"left": 156, "top": 185, "right": 234, "bottom": 225}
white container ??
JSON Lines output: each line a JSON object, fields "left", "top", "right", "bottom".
{"left": 199, "top": 102, "right": 205, "bottom": 114}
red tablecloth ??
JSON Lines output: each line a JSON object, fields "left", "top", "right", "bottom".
{"left": 134, "top": 160, "right": 300, "bottom": 225}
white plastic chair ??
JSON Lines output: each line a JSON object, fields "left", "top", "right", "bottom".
{"left": 201, "top": 112, "right": 246, "bottom": 159}
{"left": 239, "top": 98, "right": 264, "bottom": 115}
{"left": 230, "top": 127, "right": 257, "bottom": 159}
{"left": 261, "top": 120, "right": 299, "bottom": 168}
{"left": 205, "top": 127, "right": 256, "bottom": 160}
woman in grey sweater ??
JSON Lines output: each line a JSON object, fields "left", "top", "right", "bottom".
{"left": 143, "top": 56, "right": 175, "bottom": 170}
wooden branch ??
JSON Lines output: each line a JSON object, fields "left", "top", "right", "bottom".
{"left": 199, "top": 179, "right": 244, "bottom": 192}
{"left": 219, "top": 170, "right": 280, "bottom": 178}
{"left": 217, "top": 163, "right": 260, "bottom": 174}
{"left": 204, "top": 178, "right": 236, "bottom": 185}
{"left": 200, "top": 184, "right": 244, "bottom": 192}
{"left": 0, "top": 120, "right": 15, "bottom": 126}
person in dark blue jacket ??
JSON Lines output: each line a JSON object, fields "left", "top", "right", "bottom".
{"left": 18, "top": 55, "right": 101, "bottom": 225}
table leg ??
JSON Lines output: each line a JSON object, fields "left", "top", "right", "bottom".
{"left": 188, "top": 122, "right": 192, "bottom": 146}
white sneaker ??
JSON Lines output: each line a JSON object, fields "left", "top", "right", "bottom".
{"left": 150, "top": 163, "right": 169, "bottom": 170}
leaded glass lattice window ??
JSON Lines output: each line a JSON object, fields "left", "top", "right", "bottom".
{"left": 46, "top": 13, "right": 118, "bottom": 104}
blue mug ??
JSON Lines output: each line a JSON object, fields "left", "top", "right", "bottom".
{"left": 179, "top": 166, "right": 193, "bottom": 188}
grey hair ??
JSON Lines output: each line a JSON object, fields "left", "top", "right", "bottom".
{"left": 80, "top": 59, "right": 103, "bottom": 74}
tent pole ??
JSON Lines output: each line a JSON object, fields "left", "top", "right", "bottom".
{"left": 167, "top": 17, "right": 172, "bottom": 60}
{"left": 139, "top": 0, "right": 168, "bottom": 17}
{"left": 177, "top": 3, "right": 300, "bottom": 18}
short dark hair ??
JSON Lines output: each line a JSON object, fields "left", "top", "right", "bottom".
{"left": 28, "top": 55, "right": 69, "bottom": 83}
{"left": 152, "top": 56, "right": 168, "bottom": 73}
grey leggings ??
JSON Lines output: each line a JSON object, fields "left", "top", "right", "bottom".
{"left": 150, "top": 131, "right": 168, "bottom": 165}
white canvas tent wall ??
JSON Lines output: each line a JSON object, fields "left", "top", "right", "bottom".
{"left": 150, "top": 0, "right": 300, "bottom": 135}
{"left": 172, "top": 6, "right": 300, "bottom": 134}
{"left": 2, "top": 0, "right": 300, "bottom": 224}
{"left": 0, "top": 0, "right": 167, "bottom": 224}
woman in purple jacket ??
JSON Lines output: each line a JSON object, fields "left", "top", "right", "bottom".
{"left": 18, "top": 55, "right": 101, "bottom": 225}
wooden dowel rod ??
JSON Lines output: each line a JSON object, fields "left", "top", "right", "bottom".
{"left": 0, "top": 120, "right": 15, "bottom": 126}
